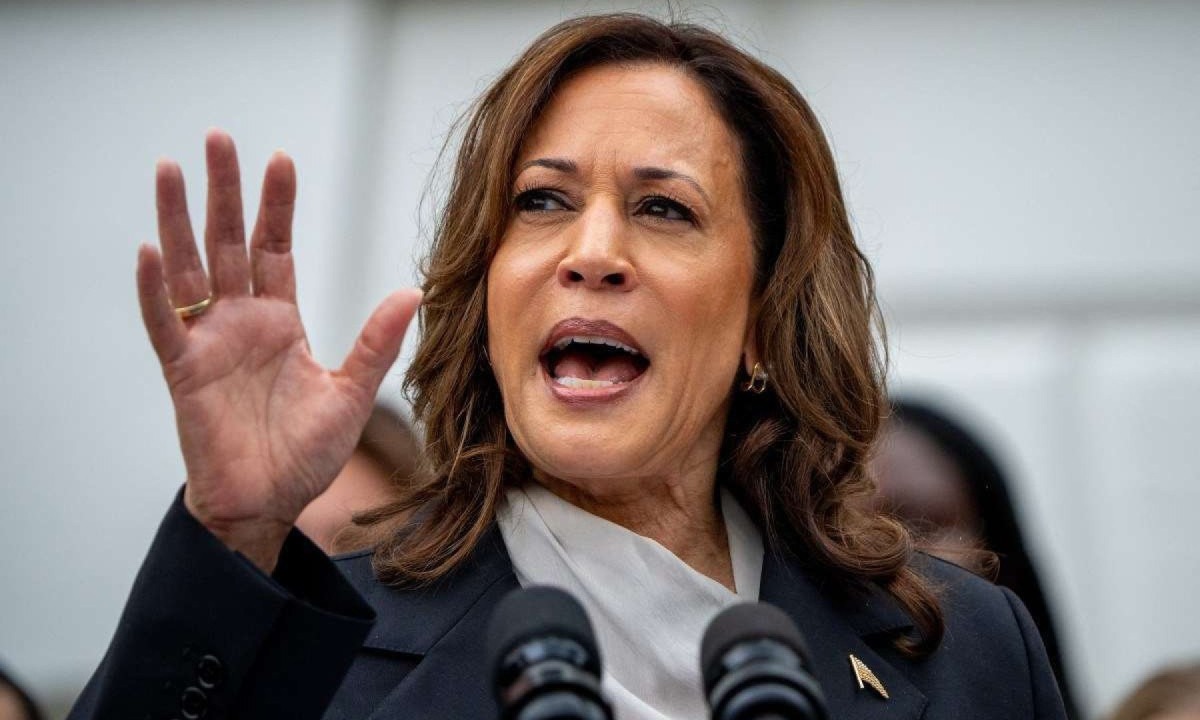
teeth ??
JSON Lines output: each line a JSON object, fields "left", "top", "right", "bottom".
{"left": 552, "top": 335, "right": 641, "bottom": 355}
{"left": 555, "top": 376, "right": 619, "bottom": 389}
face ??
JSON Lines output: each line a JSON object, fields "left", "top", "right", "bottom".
{"left": 486, "top": 63, "right": 758, "bottom": 497}
{"left": 0, "top": 683, "right": 31, "bottom": 720}
{"left": 1148, "top": 711, "right": 1200, "bottom": 720}
{"left": 870, "top": 425, "right": 986, "bottom": 571}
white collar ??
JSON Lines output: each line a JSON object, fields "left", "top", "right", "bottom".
{"left": 497, "top": 482, "right": 764, "bottom": 720}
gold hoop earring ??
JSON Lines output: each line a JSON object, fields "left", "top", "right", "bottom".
{"left": 741, "top": 362, "right": 768, "bottom": 394}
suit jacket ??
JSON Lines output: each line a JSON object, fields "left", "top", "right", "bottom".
{"left": 70, "top": 493, "right": 1067, "bottom": 719}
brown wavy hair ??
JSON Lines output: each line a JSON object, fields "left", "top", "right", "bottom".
{"left": 355, "top": 12, "right": 943, "bottom": 657}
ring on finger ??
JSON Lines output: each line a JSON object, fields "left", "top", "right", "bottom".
{"left": 173, "top": 294, "right": 213, "bottom": 320}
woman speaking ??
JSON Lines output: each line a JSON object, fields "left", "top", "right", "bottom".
{"left": 70, "top": 13, "right": 1066, "bottom": 720}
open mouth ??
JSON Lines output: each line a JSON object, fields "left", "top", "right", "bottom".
{"left": 540, "top": 333, "right": 650, "bottom": 389}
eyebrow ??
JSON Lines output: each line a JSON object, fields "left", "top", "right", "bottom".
{"left": 517, "top": 157, "right": 578, "bottom": 174}
{"left": 515, "top": 157, "right": 711, "bottom": 205}
{"left": 633, "top": 166, "right": 710, "bottom": 206}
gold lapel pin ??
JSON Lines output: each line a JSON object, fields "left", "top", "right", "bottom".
{"left": 849, "top": 654, "right": 889, "bottom": 699}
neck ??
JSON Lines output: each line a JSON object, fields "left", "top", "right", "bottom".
{"left": 534, "top": 471, "right": 736, "bottom": 591}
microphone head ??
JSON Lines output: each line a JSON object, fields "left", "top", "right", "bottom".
{"left": 701, "top": 602, "right": 811, "bottom": 692}
{"left": 486, "top": 585, "right": 602, "bottom": 682}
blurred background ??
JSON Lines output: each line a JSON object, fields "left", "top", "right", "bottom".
{"left": 1, "top": 1, "right": 1197, "bottom": 717}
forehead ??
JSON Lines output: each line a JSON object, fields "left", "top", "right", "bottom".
{"left": 517, "top": 62, "right": 741, "bottom": 180}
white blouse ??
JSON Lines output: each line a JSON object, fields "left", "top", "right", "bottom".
{"left": 497, "top": 482, "right": 764, "bottom": 720}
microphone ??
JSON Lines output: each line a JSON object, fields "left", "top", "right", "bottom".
{"left": 700, "top": 602, "right": 829, "bottom": 720}
{"left": 486, "top": 586, "right": 614, "bottom": 720}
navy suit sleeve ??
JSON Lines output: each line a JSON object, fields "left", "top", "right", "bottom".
{"left": 68, "top": 490, "right": 375, "bottom": 720}
{"left": 1000, "top": 586, "right": 1069, "bottom": 720}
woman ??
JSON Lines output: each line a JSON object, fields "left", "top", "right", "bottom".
{"left": 0, "top": 664, "right": 43, "bottom": 720}
{"left": 872, "top": 398, "right": 1080, "bottom": 718}
{"left": 1109, "top": 663, "right": 1200, "bottom": 720}
{"left": 69, "top": 13, "right": 1066, "bottom": 720}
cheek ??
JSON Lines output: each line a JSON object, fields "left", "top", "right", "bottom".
{"left": 485, "top": 291, "right": 518, "bottom": 386}
{"left": 486, "top": 245, "right": 547, "bottom": 379}
{"left": 485, "top": 266, "right": 514, "bottom": 382}
{"left": 663, "top": 256, "right": 754, "bottom": 359}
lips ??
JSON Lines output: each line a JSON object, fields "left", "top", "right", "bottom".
{"left": 540, "top": 318, "right": 650, "bottom": 389}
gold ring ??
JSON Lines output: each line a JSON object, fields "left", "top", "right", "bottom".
{"left": 174, "top": 295, "right": 213, "bottom": 320}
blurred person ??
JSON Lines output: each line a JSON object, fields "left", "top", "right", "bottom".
{"left": 1109, "top": 663, "right": 1200, "bottom": 720}
{"left": 295, "top": 404, "right": 422, "bottom": 553}
{"left": 69, "top": 14, "right": 1067, "bottom": 719}
{"left": 0, "top": 665, "right": 42, "bottom": 720}
{"left": 871, "top": 397, "right": 1079, "bottom": 718}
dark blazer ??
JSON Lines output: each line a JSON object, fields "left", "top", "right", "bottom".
{"left": 69, "top": 493, "right": 1067, "bottom": 719}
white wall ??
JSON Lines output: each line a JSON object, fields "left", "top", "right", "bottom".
{"left": 1, "top": 1, "right": 1197, "bottom": 716}
{"left": 0, "top": 0, "right": 370, "bottom": 706}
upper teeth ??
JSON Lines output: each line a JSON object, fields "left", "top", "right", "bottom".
{"left": 553, "top": 335, "right": 641, "bottom": 355}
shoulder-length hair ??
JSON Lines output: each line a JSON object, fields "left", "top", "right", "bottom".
{"left": 356, "top": 12, "right": 943, "bottom": 656}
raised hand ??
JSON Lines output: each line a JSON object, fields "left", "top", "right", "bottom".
{"left": 137, "top": 129, "right": 421, "bottom": 571}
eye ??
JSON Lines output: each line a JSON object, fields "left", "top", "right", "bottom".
{"left": 514, "top": 188, "right": 571, "bottom": 213}
{"left": 637, "top": 195, "right": 695, "bottom": 224}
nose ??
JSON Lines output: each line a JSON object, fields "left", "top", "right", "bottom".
{"left": 556, "top": 203, "right": 638, "bottom": 291}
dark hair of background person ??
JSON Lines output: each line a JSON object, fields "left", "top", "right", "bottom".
{"left": 1109, "top": 663, "right": 1200, "bottom": 720}
{"left": 0, "top": 663, "right": 43, "bottom": 720}
{"left": 886, "top": 398, "right": 1079, "bottom": 718}
{"left": 350, "top": 12, "right": 944, "bottom": 658}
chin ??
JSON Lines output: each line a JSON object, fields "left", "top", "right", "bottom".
{"left": 510, "top": 412, "right": 660, "bottom": 486}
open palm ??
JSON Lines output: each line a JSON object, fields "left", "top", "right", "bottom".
{"left": 137, "top": 130, "right": 420, "bottom": 570}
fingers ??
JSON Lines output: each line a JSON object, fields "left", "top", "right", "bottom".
{"left": 156, "top": 159, "right": 210, "bottom": 308}
{"left": 204, "top": 129, "right": 251, "bottom": 297}
{"left": 136, "top": 244, "right": 187, "bottom": 365}
{"left": 250, "top": 151, "right": 298, "bottom": 302}
{"left": 339, "top": 289, "right": 424, "bottom": 398}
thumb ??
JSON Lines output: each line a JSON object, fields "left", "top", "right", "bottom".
{"left": 338, "top": 288, "right": 423, "bottom": 397}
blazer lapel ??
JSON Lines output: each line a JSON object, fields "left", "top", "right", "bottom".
{"left": 760, "top": 549, "right": 929, "bottom": 720}
{"left": 355, "top": 526, "right": 519, "bottom": 720}
{"left": 351, "top": 525, "right": 928, "bottom": 719}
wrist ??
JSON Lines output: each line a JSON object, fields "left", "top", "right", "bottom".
{"left": 183, "top": 489, "right": 292, "bottom": 573}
